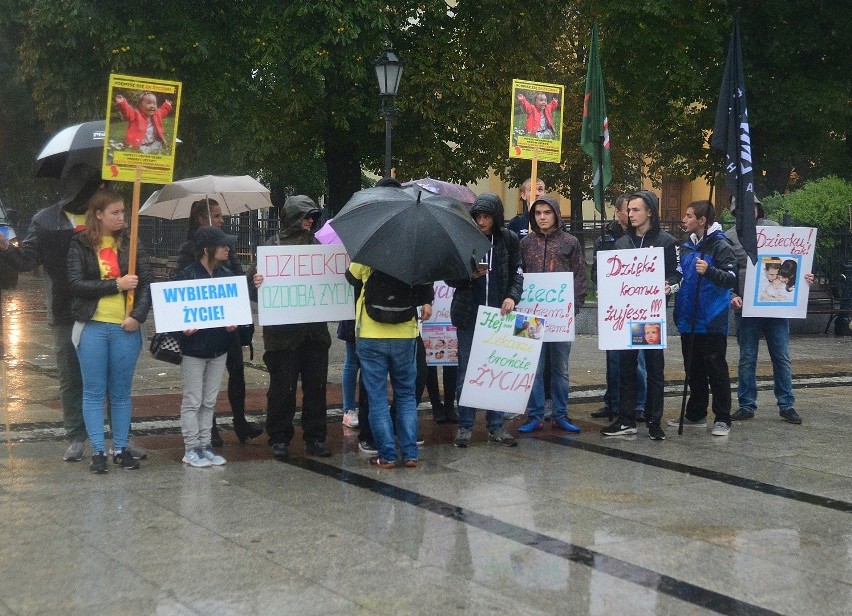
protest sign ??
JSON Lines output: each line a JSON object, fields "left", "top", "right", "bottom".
{"left": 509, "top": 79, "right": 564, "bottom": 164}
{"left": 597, "top": 247, "right": 667, "bottom": 350}
{"left": 150, "top": 275, "right": 252, "bottom": 333}
{"left": 256, "top": 244, "right": 355, "bottom": 325}
{"left": 743, "top": 226, "right": 817, "bottom": 318}
{"left": 423, "top": 281, "right": 458, "bottom": 366}
{"left": 458, "top": 306, "right": 544, "bottom": 414}
{"left": 103, "top": 74, "right": 182, "bottom": 184}
{"left": 516, "top": 272, "right": 575, "bottom": 341}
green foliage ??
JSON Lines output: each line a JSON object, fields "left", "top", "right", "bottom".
{"left": 777, "top": 176, "right": 852, "bottom": 230}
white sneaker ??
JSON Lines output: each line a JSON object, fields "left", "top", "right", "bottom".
{"left": 182, "top": 448, "right": 212, "bottom": 468}
{"left": 711, "top": 422, "right": 731, "bottom": 436}
{"left": 202, "top": 446, "right": 227, "bottom": 466}
{"left": 342, "top": 410, "right": 359, "bottom": 428}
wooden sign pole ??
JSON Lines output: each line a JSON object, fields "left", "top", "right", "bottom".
{"left": 125, "top": 166, "right": 142, "bottom": 316}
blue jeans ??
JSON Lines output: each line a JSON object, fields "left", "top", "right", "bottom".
{"left": 528, "top": 341, "right": 571, "bottom": 421}
{"left": 735, "top": 314, "right": 794, "bottom": 413}
{"left": 455, "top": 327, "right": 505, "bottom": 432}
{"left": 342, "top": 341, "right": 359, "bottom": 411}
{"left": 604, "top": 349, "right": 647, "bottom": 412}
{"left": 357, "top": 337, "right": 418, "bottom": 462}
{"left": 76, "top": 321, "right": 142, "bottom": 453}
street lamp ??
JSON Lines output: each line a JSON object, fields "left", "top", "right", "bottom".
{"left": 373, "top": 50, "right": 404, "bottom": 178}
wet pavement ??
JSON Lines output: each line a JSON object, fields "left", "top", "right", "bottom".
{"left": 1, "top": 273, "right": 850, "bottom": 615}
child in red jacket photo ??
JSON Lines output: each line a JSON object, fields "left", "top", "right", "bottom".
{"left": 114, "top": 91, "right": 173, "bottom": 153}
{"left": 516, "top": 91, "right": 559, "bottom": 138}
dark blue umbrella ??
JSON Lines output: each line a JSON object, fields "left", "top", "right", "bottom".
{"left": 331, "top": 187, "right": 491, "bottom": 286}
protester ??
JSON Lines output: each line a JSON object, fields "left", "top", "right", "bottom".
{"left": 668, "top": 200, "right": 737, "bottom": 437}
{"left": 517, "top": 195, "right": 587, "bottom": 433}
{"left": 727, "top": 198, "right": 813, "bottom": 424}
{"left": 0, "top": 165, "right": 146, "bottom": 462}
{"left": 66, "top": 188, "right": 153, "bottom": 472}
{"left": 426, "top": 364, "right": 458, "bottom": 424}
{"left": 448, "top": 193, "right": 524, "bottom": 448}
{"left": 176, "top": 198, "right": 262, "bottom": 446}
{"left": 250, "top": 196, "right": 331, "bottom": 460}
{"left": 346, "top": 258, "right": 433, "bottom": 468}
{"left": 507, "top": 178, "right": 546, "bottom": 239}
{"left": 337, "top": 319, "right": 360, "bottom": 428}
{"left": 591, "top": 194, "right": 647, "bottom": 421}
{"left": 602, "top": 191, "right": 681, "bottom": 440}
{"left": 174, "top": 226, "right": 237, "bottom": 468}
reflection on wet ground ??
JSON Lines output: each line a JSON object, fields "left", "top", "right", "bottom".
{"left": 1, "top": 274, "right": 851, "bottom": 615}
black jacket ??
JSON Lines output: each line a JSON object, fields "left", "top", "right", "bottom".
{"left": 173, "top": 261, "right": 235, "bottom": 358}
{"left": 66, "top": 232, "right": 153, "bottom": 324}
{"left": 447, "top": 194, "right": 524, "bottom": 329}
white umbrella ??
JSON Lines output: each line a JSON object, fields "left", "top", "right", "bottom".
{"left": 139, "top": 175, "right": 272, "bottom": 219}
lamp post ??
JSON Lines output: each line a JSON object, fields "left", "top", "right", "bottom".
{"left": 373, "top": 50, "right": 404, "bottom": 178}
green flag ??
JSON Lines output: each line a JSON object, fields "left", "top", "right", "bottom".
{"left": 580, "top": 24, "right": 612, "bottom": 215}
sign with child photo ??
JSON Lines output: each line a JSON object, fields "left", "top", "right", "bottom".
{"left": 458, "top": 306, "right": 544, "bottom": 414}
{"left": 596, "top": 247, "right": 667, "bottom": 350}
{"left": 509, "top": 79, "right": 565, "bottom": 164}
{"left": 423, "top": 281, "right": 458, "bottom": 366}
{"left": 103, "top": 74, "right": 182, "bottom": 184}
{"left": 515, "top": 272, "right": 576, "bottom": 341}
{"left": 742, "top": 226, "right": 817, "bottom": 319}
{"left": 256, "top": 244, "right": 355, "bottom": 325}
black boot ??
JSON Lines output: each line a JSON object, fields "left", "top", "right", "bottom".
{"left": 211, "top": 417, "right": 224, "bottom": 448}
{"left": 432, "top": 402, "right": 448, "bottom": 424}
{"left": 443, "top": 404, "right": 459, "bottom": 424}
{"left": 233, "top": 417, "right": 263, "bottom": 443}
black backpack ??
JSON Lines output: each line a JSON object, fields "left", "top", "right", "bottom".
{"left": 364, "top": 270, "right": 431, "bottom": 324}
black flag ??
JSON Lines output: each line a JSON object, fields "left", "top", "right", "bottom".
{"left": 711, "top": 14, "right": 757, "bottom": 264}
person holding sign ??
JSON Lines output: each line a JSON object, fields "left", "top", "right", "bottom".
{"left": 669, "top": 201, "right": 737, "bottom": 437}
{"left": 249, "top": 196, "right": 332, "bottom": 461}
{"left": 517, "top": 195, "right": 587, "bottom": 433}
{"left": 176, "top": 198, "right": 262, "bottom": 446}
{"left": 66, "top": 188, "right": 153, "bottom": 472}
{"left": 602, "top": 191, "right": 681, "bottom": 441}
{"left": 172, "top": 226, "right": 241, "bottom": 468}
{"left": 448, "top": 194, "right": 524, "bottom": 448}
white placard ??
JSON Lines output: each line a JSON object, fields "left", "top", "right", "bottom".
{"left": 742, "top": 227, "right": 816, "bottom": 319}
{"left": 150, "top": 275, "right": 253, "bottom": 333}
{"left": 256, "top": 244, "right": 355, "bottom": 325}
{"left": 458, "top": 306, "right": 544, "bottom": 414}
{"left": 515, "top": 272, "right": 575, "bottom": 341}
{"left": 424, "top": 281, "right": 458, "bottom": 366}
{"left": 596, "top": 247, "right": 667, "bottom": 350}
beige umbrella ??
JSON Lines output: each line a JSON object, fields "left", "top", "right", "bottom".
{"left": 139, "top": 174, "right": 272, "bottom": 219}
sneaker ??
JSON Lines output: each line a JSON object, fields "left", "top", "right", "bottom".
{"left": 305, "top": 440, "right": 332, "bottom": 457}
{"left": 368, "top": 456, "right": 396, "bottom": 469}
{"left": 553, "top": 417, "right": 581, "bottom": 433}
{"left": 517, "top": 418, "right": 543, "bottom": 433}
{"left": 731, "top": 409, "right": 755, "bottom": 421}
{"left": 64, "top": 441, "right": 86, "bottom": 462}
{"left": 779, "top": 408, "right": 802, "bottom": 425}
{"left": 342, "top": 410, "right": 360, "bottom": 428}
{"left": 667, "top": 418, "right": 707, "bottom": 428}
{"left": 89, "top": 452, "right": 108, "bottom": 474}
{"left": 182, "top": 448, "right": 212, "bottom": 468}
{"left": 488, "top": 428, "right": 518, "bottom": 447}
{"left": 454, "top": 427, "right": 473, "bottom": 448}
{"left": 403, "top": 459, "right": 418, "bottom": 468}
{"left": 711, "top": 422, "right": 731, "bottom": 436}
{"left": 358, "top": 440, "right": 378, "bottom": 454}
{"left": 112, "top": 449, "right": 140, "bottom": 470}
{"left": 271, "top": 442, "right": 290, "bottom": 460}
{"left": 601, "top": 418, "right": 637, "bottom": 436}
{"left": 202, "top": 446, "right": 227, "bottom": 466}
{"left": 591, "top": 407, "right": 614, "bottom": 419}
{"left": 648, "top": 424, "right": 666, "bottom": 441}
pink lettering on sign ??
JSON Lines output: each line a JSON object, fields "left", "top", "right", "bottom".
{"left": 755, "top": 228, "right": 814, "bottom": 255}
{"left": 265, "top": 252, "right": 350, "bottom": 278}
{"left": 604, "top": 303, "right": 649, "bottom": 331}
{"left": 606, "top": 253, "right": 658, "bottom": 278}
{"left": 468, "top": 365, "right": 534, "bottom": 393}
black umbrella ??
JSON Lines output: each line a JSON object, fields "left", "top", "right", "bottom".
{"left": 330, "top": 187, "right": 492, "bottom": 286}
{"left": 35, "top": 120, "right": 106, "bottom": 178}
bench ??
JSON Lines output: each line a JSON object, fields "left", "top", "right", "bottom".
{"left": 807, "top": 283, "right": 852, "bottom": 334}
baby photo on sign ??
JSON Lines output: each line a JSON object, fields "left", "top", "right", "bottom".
{"left": 630, "top": 321, "right": 664, "bottom": 347}
{"left": 755, "top": 255, "right": 800, "bottom": 306}
{"left": 513, "top": 314, "right": 545, "bottom": 341}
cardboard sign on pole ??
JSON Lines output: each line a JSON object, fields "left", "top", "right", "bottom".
{"left": 103, "top": 74, "right": 182, "bottom": 184}
{"left": 509, "top": 79, "right": 564, "bottom": 164}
